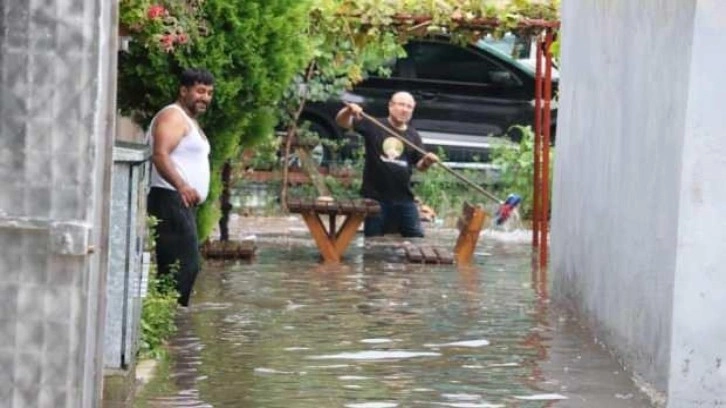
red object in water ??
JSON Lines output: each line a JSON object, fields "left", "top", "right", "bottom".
{"left": 494, "top": 194, "right": 522, "bottom": 226}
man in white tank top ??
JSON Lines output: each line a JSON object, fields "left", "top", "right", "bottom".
{"left": 147, "top": 68, "right": 214, "bottom": 307}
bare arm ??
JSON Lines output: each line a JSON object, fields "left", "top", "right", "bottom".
{"left": 151, "top": 108, "right": 200, "bottom": 207}
{"left": 335, "top": 103, "right": 363, "bottom": 129}
{"left": 411, "top": 132, "right": 438, "bottom": 172}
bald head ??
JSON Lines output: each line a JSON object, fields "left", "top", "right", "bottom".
{"left": 390, "top": 91, "right": 415, "bottom": 106}
{"left": 388, "top": 91, "right": 416, "bottom": 129}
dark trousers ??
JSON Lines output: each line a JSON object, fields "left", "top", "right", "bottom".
{"left": 364, "top": 200, "right": 424, "bottom": 238}
{"left": 147, "top": 187, "right": 201, "bottom": 306}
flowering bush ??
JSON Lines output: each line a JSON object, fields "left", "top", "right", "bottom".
{"left": 118, "top": 0, "right": 313, "bottom": 242}
{"left": 119, "top": 0, "right": 205, "bottom": 52}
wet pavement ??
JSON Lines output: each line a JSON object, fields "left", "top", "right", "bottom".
{"left": 136, "top": 219, "right": 653, "bottom": 408}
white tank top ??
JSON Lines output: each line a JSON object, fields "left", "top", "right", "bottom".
{"left": 148, "top": 104, "right": 211, "bottom": 203}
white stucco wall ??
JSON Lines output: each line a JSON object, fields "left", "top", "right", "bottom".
{"left": 667, "top": 1, "right": 726, "bottom": 405}
{"left": 551, "top": 0, "right": 696, "bottom": 396}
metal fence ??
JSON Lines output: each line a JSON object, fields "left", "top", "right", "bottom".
{"left": 103, "top": 142, "right": 151, "bottom": 370}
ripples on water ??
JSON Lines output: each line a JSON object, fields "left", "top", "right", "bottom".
{"left": 139, "top": 228, "right": 652, "bottom": 408}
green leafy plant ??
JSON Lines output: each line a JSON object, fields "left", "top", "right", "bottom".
{"left": 490, "top": 125, "right": 554, "bottom": 220}
{"left": 139, "top": 217, "right": 180, "bottom": 360}
{"left": 138, "top": 268, "right": 179, "bottom": 360}
{"left": 410, "top": 148, "right": 492, "bottom": 224}
{"left": 118, "top": 0, "right": 313, "bottom": 241}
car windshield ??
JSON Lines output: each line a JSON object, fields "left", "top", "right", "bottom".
{"left": 476, "top": 33, "right": 559, "bottom": 80}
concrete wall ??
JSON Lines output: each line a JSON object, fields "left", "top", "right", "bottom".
{"left": 667, "top": 1, "right": 726, "bottom": 405}
{"left": 551, "top": 0, "right": 695, "bottom": 397}
{"left": 553, "top": 0, "right": 726, "bottom": 405}
{"left": 0, "top": 0, "right": 116, "bottom": 406}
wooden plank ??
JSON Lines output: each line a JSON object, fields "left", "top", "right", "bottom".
{"left": 363, "top": 198, "right": 381, "bottom": 215}
{"left": 433, "top": 247, "right": 455, "bottom": 264}
{"left": 338, "top": 198, "right": 354, "bottom": 213}
{"left": 405, "top": 245, "right": 424, "bottom": 263}
{"left": 328, "top": 199, "right": 340, "bottom": 214}
{"left": 350, "top": 199, "right": 365, "bottom": 213}
{"left": 457, "top": 201, "right": 475, "bottom": 232}
{"left": 236, "top": 240, "right": 256, "bottom": 257}
{"left": 403, "top": 245, "right": 453, "bottom": 265}
{"left": 201, "top": 240, "right": 257, "bottom": 260}
{"left": 453, "top": 204, "right": 488, "bottom": 265}
{"left": 420, "top": 246, "right": 439, "bottom": 264}
{"left": 456, "top": 215, "right": 467, "bottom": 232}
{"left": 462, "top": 201, "right": 475, "bottom": 219}
{"left": 314, "top": 198, "right": 333, "bottom": 213}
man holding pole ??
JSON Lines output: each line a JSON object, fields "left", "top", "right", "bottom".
{"left": 335, "top": 91, "right": 439, "bottom": 238}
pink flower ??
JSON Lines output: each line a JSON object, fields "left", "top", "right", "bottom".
{"left": 159, "top": 33, "right": 175, "bottom": 52}
{"left": 176, "top": 33, "right": 189, "bottom": 44}
{"left": 147, "top": 5, "right": 166, "bottom": 20}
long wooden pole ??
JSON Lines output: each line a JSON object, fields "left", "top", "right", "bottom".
{"left": 357, "top": 110, "right": 504, "bottom": 205}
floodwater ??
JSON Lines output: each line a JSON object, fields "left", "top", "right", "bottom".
{"left": 136, "top": 222, "right": 653, "bottom": 408}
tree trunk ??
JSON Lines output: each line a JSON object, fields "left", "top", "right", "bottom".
{"left": 280, "top": 122, "right": 297, "bottom": 213}
{"left": 219, "top": 161, "right": 232, "bottom": 241}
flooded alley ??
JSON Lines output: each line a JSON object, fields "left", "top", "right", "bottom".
{"left": 136, "top": 222, "right": 653, "bottom": 408}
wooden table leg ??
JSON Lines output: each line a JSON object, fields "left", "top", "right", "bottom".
{"left": 301, "top": 212, "right": 340, "bottom": 263}
{"left": 329, "top": 214, "right": 336, "bottom": 236}
{"left": 334, "top": 214, "right": 365, "bottom": 256}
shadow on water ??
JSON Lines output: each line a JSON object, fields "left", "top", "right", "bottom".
{"left": 137, "top": 228, "right": 653, "bottom": 408}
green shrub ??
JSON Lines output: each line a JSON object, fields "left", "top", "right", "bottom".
{"left": 118, "top": 0, "right": 313, "bottom": 242}
{"left": 490, "top": 125, "right": 554, "bottom": 220}
{"left": 138, "top": 216, "right": 179, "bottom": 360}
{"left": 413, "top": 168, "right": 489, "bottom": 224}
{"left": 138, "top": 269, "right": 179, "bottom": 360}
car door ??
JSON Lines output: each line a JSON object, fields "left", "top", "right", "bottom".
{"left": 405, "top": 40, "right": 533, "bottom": 139}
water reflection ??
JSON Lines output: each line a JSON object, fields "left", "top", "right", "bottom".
{"left": 139, "top": 230, "right": 652, "bottom": 408}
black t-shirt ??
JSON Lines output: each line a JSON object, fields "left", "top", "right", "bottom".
{"left": 354, "top": 118, "right": 424, "bottom": 202}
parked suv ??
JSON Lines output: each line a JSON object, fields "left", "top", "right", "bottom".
{"left": 300, "top": 37, "right": 558, "bottom": 168}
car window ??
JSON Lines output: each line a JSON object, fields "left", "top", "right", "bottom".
{"left": 409, "top": 42, "right": 511, "bottom": 85}
{"left": 481, "top": 33, "right": 532, "bottom": 60}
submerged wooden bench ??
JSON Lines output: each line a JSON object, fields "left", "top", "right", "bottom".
{"left": 403, "top": 245, "right": 455, "bottom": 264}
{"left": 288, "top": 197, "right": 381, "bottom": 263}
{"left": 201, "top": 239, "right": 257, "bottom": 260}
{"left": 404, "top": 202, "right": 488, "bottom": 265}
